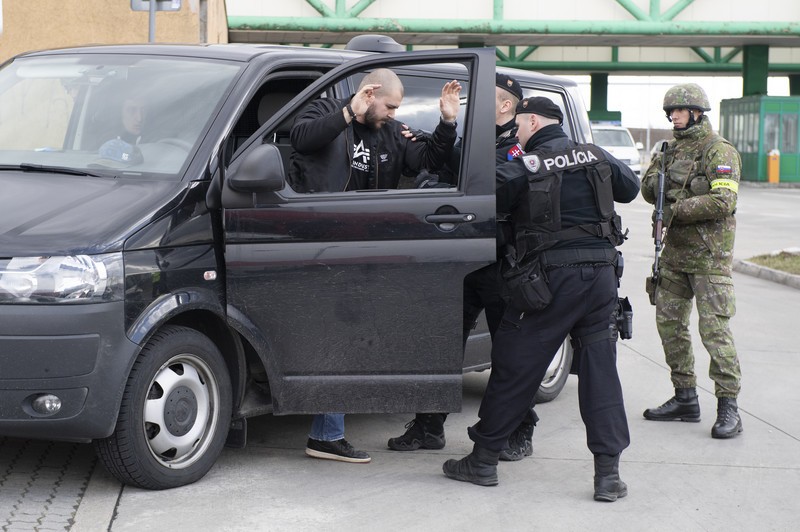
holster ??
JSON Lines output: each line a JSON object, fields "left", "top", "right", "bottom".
{"left": 645, "top": 275, "right": 658, "bottom": 306}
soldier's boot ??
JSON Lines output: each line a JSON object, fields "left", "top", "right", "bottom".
{"left": 387, "top": 413, "right": 446, "bottom": 451}
{"left": 643, "top": 387, "right": 701, "bottom": 422}
{"left": 442, "top": 443, "right": 499, "bottom": 487}
{"left": 711, "top": 397, "right": 743, "bottom": 439}
{"left": 593, "top": 453, "right": 628, "bottom": 502}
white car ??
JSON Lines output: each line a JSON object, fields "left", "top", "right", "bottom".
{"left": 592, "top": 124, "right": 643, "bottom": 176}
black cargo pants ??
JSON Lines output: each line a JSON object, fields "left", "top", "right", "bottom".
{"left": 468, "top": 263, "right": 630, "bottom": 456}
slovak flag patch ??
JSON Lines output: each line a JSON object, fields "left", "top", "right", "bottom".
{"left": 716, "top": 165, "right": 732, "bottom": 174}
{"left": 507, "top": 143, "right": 524, "bottom": 160}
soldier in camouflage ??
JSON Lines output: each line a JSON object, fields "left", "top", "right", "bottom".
{"left": 640, "top": 83, "right": 743, "bottom": 439}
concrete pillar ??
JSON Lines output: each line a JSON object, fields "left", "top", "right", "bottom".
{"left": 587, "top": 73, "right": 622, "bottom": 123}
{"left": 742, "top": 45, "right": 769, "bottom": 96}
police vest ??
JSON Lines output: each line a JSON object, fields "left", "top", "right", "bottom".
{"left": 514, "top": 143, "right": 626, "bottom": 257}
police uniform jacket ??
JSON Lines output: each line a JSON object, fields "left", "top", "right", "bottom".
{"left": 288, "top": 97, "right": 457, "bottom": 192}
{"left": 497, "top": 124, "right": 640, "bottom": 255}
{"left": 641, "top": 117, "right": 741, "bottom": 275}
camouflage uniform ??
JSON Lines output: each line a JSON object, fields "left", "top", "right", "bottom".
{"left": 641, "top": 100, "right": 742, "bottom": 399}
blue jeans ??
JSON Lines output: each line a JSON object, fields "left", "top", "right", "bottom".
{"left": 309, "top": 413, "right": 345, "bottom": 441}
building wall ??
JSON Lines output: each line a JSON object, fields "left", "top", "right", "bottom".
{"left": 0, "top": 0, "right": 228, "bottom": 63}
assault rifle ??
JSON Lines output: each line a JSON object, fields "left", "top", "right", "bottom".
{"left": 647, "top": 142, "right": 668, "bottom": 305}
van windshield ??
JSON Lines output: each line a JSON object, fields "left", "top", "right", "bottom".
{"left": 0, "top": 54, "right": 241, "bottom": 179}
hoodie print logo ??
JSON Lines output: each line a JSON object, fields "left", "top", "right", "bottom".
{"left": 352, "top": 140, "right": 371, "bottom": 172}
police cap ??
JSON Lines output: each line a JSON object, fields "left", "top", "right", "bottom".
{"left": 515, "top": 96, "right": 564, "bottom": 124}
{"left": 496, "top": 73, "right": 523, "bottom": 101}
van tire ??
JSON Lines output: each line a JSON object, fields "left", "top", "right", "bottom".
{"left": 94, "top": 325, "right": 232, "bottom": 490}
{"left": 534, "top": 339, "right": 572, "bottom": 404}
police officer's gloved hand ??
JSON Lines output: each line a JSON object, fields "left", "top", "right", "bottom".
{"left": 689, "top": 177, "right": 711, "bottom": 196}
{"left": 415, "top": 169, "right": 451, "bottom": 188}
{"left": 401, "top": 125, "right": 431, "bottom": 143}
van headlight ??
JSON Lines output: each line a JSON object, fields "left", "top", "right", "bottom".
{"left": 0, "top": 253, "right": 123, "bottom": 303}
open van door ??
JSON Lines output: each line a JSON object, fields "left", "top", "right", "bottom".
{"left": 220, "top": 48, "right": 496, "bottom": 415}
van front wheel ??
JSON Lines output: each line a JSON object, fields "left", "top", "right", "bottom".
{"left": 94, "top": 325, "right": 232, "bottom": 490}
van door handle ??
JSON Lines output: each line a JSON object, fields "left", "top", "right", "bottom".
{"left": 425, "top": 213, "right": 477, "bottom": 224}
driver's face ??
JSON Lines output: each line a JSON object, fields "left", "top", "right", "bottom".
{"left": 122, "top": 98, "right": 146, "bottom": 136}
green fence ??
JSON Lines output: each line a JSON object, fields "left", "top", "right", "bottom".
{"left": 720, "top": 96, "right": 800, "bottom": 182}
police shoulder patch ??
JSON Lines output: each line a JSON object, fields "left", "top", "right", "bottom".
{"left": 522, "top": 154, "right": 541, "bottom": 173}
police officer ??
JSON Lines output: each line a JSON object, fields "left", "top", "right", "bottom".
{"left": 641, "top": 83, "right": 744, "bottom": 439}
{"left": 388, "top": 74, "right": 538, "bottom": 461}
{"left": 442, "top": 97, "right": 639, "bottom": 502}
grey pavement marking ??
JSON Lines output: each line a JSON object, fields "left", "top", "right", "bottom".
{"left": 71, "top": 466, "right": 122, "bottom": 531}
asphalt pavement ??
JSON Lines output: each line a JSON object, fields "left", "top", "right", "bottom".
{"left": 3, "top": 182, "right": 800, "bottom": 532}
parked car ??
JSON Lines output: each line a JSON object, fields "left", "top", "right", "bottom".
{"left": 591, "top": 124, "right": 643, "bottom": 176}
{"left": 0, "top": 38, "right": 590, "bottom": 489}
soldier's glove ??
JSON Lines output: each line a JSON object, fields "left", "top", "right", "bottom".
{"left": 689, "top": 177, "right": 711, "bottom": 196}
{"left": 666, "top": 188, "right": 690, "bottom": 202}
{"left": 651, "top": 202, "right": 677, "bottom": 226}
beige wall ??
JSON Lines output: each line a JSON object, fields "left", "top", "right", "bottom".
{"left": 0, "top": 0, "right": 228, "bottom": 63}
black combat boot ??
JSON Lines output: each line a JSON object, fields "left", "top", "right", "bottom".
{"left": 499, "top": 409, "right": 539, "bottom": 461}
{"left": 711, "top": 397, "right": 743, "bottom": 439}
{"left": 593, "top": 453, "right": 628, "bottom": 502}
{"left": 643, "top": 387, "right": 701, "bottom": 422}
{"left": 387, "top": 413, "right": 446, "bottom": 451}
{"left": 442, "top": 443, "right": 499, "bottom": 486}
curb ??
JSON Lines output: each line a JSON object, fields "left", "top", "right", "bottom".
{"left": 733, "top": 259, "right": 800, "bottom": 290}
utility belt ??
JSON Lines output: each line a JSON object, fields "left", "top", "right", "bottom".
{"left": 516, "top": 217, "right": 624, "bottom": 257}
{"left": 540, "top": 247, "right": 619, "bottom": 268}
{"left": 502, "top": 244, "right": 633, "bottom": 345}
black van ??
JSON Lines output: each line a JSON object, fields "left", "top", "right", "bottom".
{"left": 0, "top": 39, "right": 591, "bottom": 489}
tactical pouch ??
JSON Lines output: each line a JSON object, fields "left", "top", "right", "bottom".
{"left": 502, "top": 255, "right": 552, "bottom": 312}
{"left": 645, "top": 275, "right": 658, "bottom": 305}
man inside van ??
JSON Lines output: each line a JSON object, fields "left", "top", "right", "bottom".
{"left": 287, "top": 68, "right": 461, "bottom": 192}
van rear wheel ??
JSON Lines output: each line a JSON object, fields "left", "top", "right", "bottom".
{"left": 534, "top": 339, "right": 572, "bottom": 404}
{"left": 94, "top": 325, "right": 232, "bottom": 490}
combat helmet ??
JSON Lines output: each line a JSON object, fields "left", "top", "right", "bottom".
{"left": 663, "top": 83, "right": 711, "bottom": 113}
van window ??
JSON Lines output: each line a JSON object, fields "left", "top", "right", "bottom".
{"left": 521, "top": 88, "right": 574, "bottom": 140}
{"left": 279, "top": 62, "right": 470, "bottom": 193}
{"left": 0, "top": 55, "right": 241, "bottom": 178}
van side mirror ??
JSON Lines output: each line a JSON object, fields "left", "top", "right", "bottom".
{"left": 635, "top": 141, "right": 644, "bottom": 151}
{"left": 229, "top": 144, "right": 286, "bottom": 192}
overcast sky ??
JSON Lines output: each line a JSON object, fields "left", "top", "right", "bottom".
{"left": 566, "top": 75, "right": 791, "bottom": 133}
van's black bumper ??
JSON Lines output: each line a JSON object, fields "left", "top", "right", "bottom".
{"left": 0, "top": 301, "right": 139, "bottom": 441}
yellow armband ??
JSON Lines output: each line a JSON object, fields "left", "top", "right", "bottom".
{"left": 710, "top": 179, "right": 739, "bottom": 193}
